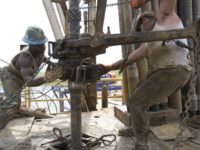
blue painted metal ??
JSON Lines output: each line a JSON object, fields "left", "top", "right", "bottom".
{"left": 52, "top": 83, "right": 122, "bottom": 94}
{"left": 51, "top": 73, "right": 122, "bottom": 94}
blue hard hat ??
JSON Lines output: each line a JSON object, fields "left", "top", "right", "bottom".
{"left": 22, "top": 26, "right": 48, "bottom": 45}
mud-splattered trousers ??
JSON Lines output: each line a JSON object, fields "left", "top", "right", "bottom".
{"left": 129, "top": 66, "right": 191, "bottom": 149}
{"left": 0, "top": 66, "right": 24, "bottom": 130}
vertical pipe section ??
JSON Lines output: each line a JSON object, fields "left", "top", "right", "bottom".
{"left": 178, "top": 0, "right": 193, "bottom": 27}
{"left": 68, "top": 0, "right": 82, "bottom": 149}
{"left": 27, "top": 87, "right": 31, "bottom": 108}
{"left": 84, "top": 0, "right": 98, "bottom": 111}
{"left": 193, "top": 0, "right": 200, "bottom": 115}
{"left": 88, "top": 0, "right": 96, "bottom": 33}
{"left": 177, "top": 0, "right": 197, "bottom": 115}
{"left": 136, "top": 1, "right": 151, "bottom": 81}
{"left": 69, "top": 81, "right": 82, "bottom": 149}
{"left": 122, "top": 1, "right": 139, "bottom": 98}
{"left": 102, "top": 81, "right": 108, "bottom": 108}
{"left": 117, "top": 0, "right": 129, "bottom": 105}
{"left": 193, "top": 0, "right": 200, "bottom": 21}
{"left": 83, "top": 11, "right": 88, "bottom": 33}
{"left": 59, "top": 89, "right": 64, "bottom": 112}
{"left": 69, "top": 0, "right": 80, "bottom": 38}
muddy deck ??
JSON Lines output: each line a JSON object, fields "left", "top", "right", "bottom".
{"left": 0, "top": 108, "right": 200, "bottom": 150}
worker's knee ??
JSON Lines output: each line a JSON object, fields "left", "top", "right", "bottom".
{"left": 130, "top": 92, "right": 143, "bottom": 105}
{"left": 129, "top": 93, "right": 149, "bottom": 110}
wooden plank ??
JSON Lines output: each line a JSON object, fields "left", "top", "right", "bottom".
{"left": 42, "top": 0, "right": 64, "bottom": 40}
{"left": 150, "top": 107, "right": 179, "bottom": 125}
{"left": 16, "top": 107, "right": 55, "bottom": 119}
{"left": 114, "top": 105, "right": 179, "bottom": 126}
{"left": 114, "top": 105, "right": 131, "bottom": 127}
{"left": 0, "top": 117, "right": 34, "bottom": 150}
{"left": 150, "top": 123, "right": 195, "bottom": 140}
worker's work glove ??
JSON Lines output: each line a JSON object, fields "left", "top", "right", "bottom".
{"left": 131, "top": 0, "right": 149, "bottom": 8}
{"left": 43, "top": 57, "right": 53, "bottom": 65}
{"left": 97, "top": 64, "right": 112, "bottom": 76}
{"left": 44, "top": 65, "right": 63, "bottom": 82}
{"left": 97, "top": 58, "right": 129, "bottom": 76}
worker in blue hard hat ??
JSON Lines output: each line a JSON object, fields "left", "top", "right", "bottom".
{"left": 0, "top": 26, "right": 63, "bottom": 130}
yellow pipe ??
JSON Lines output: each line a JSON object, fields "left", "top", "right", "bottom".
{"left": 31, "top": 98, "right": 69, "bottom": 102}
{"left": 24, "top": 87, "right": 28, "bottom": 107}
{"left": 27, "top": 87, "right": 31, "bottom": 108}
{"left": 30, "top": 95, "right": 123, "bottom": 102}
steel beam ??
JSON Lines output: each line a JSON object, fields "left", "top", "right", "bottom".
{"left": 95, "top": 0, "right": 107, "bottom": 34}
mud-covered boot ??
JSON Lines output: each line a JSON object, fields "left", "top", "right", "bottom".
{"left": 0, "top": 114, "right": 12, "bottom": 131}
{"left": 132, "top": 142, "right": 149, "bottom": 150}
{"left": 118, "top": 128, "right": 135, "bottom": 137}
{"left": 0, "top": 118, "right": 8, "bottom": 130}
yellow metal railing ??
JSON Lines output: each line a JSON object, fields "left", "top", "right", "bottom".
{"left": 23, "top": 78, "right": 123, "bottom": 109}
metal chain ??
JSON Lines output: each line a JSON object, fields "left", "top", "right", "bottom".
{"left": 67, "top": 0, "right": 131, "bottom": 36}
{"left": 68, "top": 8, "right": 81, "bottom": 22}
{"left": 80, "top": 0, "right": 130, "bottom": 9}
{"left": 173, "top": 22, "right": 200, "bottom": 150}
{"left": 85, "top": 134, "right": 116, "bottom": 149}
{"left": 41, "top": 127, "right": 117, "bottom": 149}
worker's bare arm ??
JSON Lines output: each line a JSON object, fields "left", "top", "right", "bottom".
{"left": 156, "top": 0, "right": 181, "bottom": 26}
{"left": 127, "top": 44, "right": 147, "bottom": 64}
{"left": 17, "top": 54, "right": 46, "bottom": 87}
{"left": 158, "top": 0, "right": 177, "bottom": 16}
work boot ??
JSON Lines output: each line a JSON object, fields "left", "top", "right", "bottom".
{"left": 118, "top": 128, "right": 135, "bottom": 137}
{"left": 0, "top": 113, "right": 12, "bottom": 131}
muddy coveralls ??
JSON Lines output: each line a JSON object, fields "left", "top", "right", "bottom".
{"left": 0, "top": 47, "right": 38, "bottom": 130}
{"left": 130, "top": 22, "right": 193, "bottom": 149}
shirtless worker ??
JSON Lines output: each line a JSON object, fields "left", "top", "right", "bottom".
{"left": 0, "top": 26, "right": 63, "bottom": 130}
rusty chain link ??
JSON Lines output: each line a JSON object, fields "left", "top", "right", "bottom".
{"left": 41, "top": 127, "right": 117, "bottom": 149}
{"left": 80, "top": 0, "right": 130, "bottom": 9}
{"left": 173, "top": 21, "right": 200, "bottom": 150}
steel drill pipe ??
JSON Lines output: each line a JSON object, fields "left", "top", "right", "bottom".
{"left": 92, "top": 24, "right": 197, "bottom": 47}
{"left": 62, "top": 21, "right": 198, "bottom": 49}
{"left": 68, "top": 0, "right": 82, "bottom": 149}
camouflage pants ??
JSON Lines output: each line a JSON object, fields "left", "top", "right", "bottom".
{"left": 129, "top": 67, "right": 191, "bottom": 148}
{"left": 0, "top": 66, "right": 24, "bottom": 130}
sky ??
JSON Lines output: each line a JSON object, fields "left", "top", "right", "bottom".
{"left": 0, "top": 0, "right": 122, "bottom": 67}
